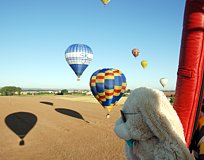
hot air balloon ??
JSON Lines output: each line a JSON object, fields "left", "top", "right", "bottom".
{"left": 132, "top": 48, "right": 140, "bottom": 58}
{"left": 101, "top": 0, "right": 110, "bottom": 5}
{"left": 160, "top": 78, "right": 168, "bottom": 87}
{"left": 90, "top": 68, "right": 127, "bottom": 117}
{"left": 65, "top": 44, "right": 93, "bottom": 81}
{"left": 141, "top": 60, "right": 148, "bottom": 69}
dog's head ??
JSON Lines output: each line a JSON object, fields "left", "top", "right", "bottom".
{"left": 114, "top": 87, "right": 158, "bottom": 142}
{"left": 114, "top": 87, "right": 185, "bottom": 143}
{"left": 114, "top": 87, "right": 192, "bottom": 160}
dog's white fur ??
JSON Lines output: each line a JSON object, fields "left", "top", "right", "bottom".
{"left": 114, "top": 87, "right": 193, "bottom": 160}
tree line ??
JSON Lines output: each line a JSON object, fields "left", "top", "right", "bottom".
{"left": 0, "top": 86, "right": 22, "bottom": 96}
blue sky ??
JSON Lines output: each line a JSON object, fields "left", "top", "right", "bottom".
{"left": 0, "top": 0, "right": 186, "bottom": 90}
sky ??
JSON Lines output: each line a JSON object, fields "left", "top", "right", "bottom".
{"left": 0, "top": 0, "right": 186, "bottom": 90}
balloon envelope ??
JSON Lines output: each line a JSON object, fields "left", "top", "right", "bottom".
{"left": 141, "top": 60, "right": 148, "bottom": 69}
{"left": 132, "top": 48, "right": 140, "bottom": 57}
{"left": 90, "top": 68, "right": 127, "bottom": 113}
{"left": 101, "top": 0, "right": 110, "bottom": 5}
{"left": 65, "top": 44, "right": 93, "bottom": 80}
{"left": 160, "top": 78, "right": 168, "bottom": 87}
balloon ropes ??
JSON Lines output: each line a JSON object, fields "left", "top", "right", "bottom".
{"left": 65, "top": 44, "right": 93, "bottom": 81}
{"left": 90, "top": 68, "right": 127, "bottom": 118}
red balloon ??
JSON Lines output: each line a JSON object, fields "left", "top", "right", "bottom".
{"left": 132, "top": 48, "right": 140, "bottom": 57}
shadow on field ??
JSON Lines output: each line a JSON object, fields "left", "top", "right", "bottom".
{"left": 40, "top": 101, "right": 54, "bottom": 106}
{"left": 55, "top": 108, "right": 89, "bottom": 123}
{"left": 5, "top": 112, "right": 37, "bottom": 146}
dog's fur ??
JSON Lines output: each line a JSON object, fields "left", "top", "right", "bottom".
{"left": 114, "top": 87, "right": 193, "bottom": 160}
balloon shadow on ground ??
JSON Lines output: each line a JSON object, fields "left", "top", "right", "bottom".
{"left": 5, "top": 112, "right": 37, "bottom": 146}
{"left": 40, "top": 101, "right": 54, "bottom": 106}
{"left": 55, "top": 108, "right": 89, "bottom": 123}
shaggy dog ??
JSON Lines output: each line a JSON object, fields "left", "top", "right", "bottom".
{"left": 114, "top": 87, "right": 193, "bottom": 160}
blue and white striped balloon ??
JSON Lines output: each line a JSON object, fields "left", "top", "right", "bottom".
{"left": 65, "top": 44, "right": 93, "bottom": 80}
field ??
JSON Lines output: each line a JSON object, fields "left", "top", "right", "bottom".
{"left": 0, "top": 95, "right": 127, "bottom": 160}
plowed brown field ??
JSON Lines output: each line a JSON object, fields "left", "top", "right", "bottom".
{"left": 0, "top": 95, "right": 126, "bottom": 160}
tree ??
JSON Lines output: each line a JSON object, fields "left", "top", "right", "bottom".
{"left": 125, "top": 89, "right": 131, "bottom": 93}
{"left": 170, "top": 97, "right": 175, "bottom": 105}
{"left": 0, "top": 86, "right": 22, "bottom": 96}
{"left": 61, "top": 89, "right": 68, "bottom": 95}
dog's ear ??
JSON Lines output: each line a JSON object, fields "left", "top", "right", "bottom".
{"left": 138, "top": 89, "right": 185, "bottom": 143}
{"left": 138, "top": 89, "right": 193, "bottom": 159}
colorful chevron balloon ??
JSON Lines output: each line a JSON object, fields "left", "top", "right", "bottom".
{"left": 90, "top": 68, "right": 127, "bottom": 114}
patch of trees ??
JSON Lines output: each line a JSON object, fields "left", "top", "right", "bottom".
{"left": 0, "top": 86, "right": 22, "bottom": 96}
{"left": 125, "top": 89, "right": 131, "bottom": 93}
{"left": 55, "top": 89, "right": 69, "bottom": 95}
{"left": 55, "top": 89, "right": 86, "bottom": 96}
{"left": 170, "top": 97, "right": 175, "bottom": 105}
{"left": 27, "top": 92, "right": 54, "bottom": 95}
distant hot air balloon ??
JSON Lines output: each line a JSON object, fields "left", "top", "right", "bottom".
{"left": 160, "top": 78, "right": 168, "bottom": 87}
{"left": 141, "top": 60, "right": 148, "bottom": 69}
{"left": 65, "top": 44, "right": 93, "bottom": 81}
{"left": 101, "top": 0, "right": 110, "bottom": 5}
{"left": 132, "top": 48, "right": 140, "bottom": 58}
{"left": 90, "top": 68, "right": 127, "bottom": 118}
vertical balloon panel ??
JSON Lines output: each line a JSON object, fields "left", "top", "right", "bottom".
{"left": 174, "top": 0, "right": 204, "bottom": 147}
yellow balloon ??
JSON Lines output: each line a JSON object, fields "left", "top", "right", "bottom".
{"left": 101, "top": 0, "right": 110, "bottom": 5}
{"left": 141, "top": 60, "right": 148, "bottom": 69}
